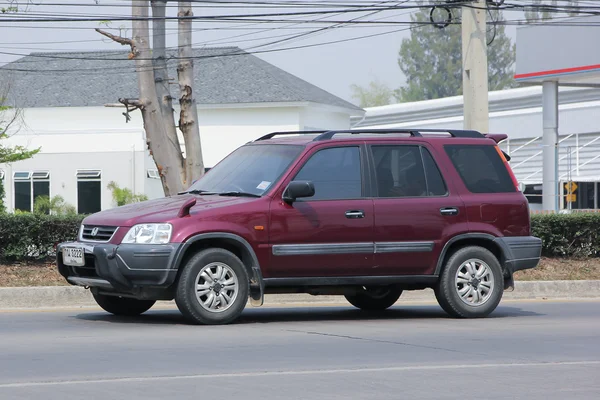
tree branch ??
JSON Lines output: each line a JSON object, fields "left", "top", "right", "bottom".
{"left": 96, "top": 28, "right": 133, "bottom": 47}
{"left": 96, "top": 28, "right": 138, "bottom": 60}
{"left": 118, "top": 98, "right": 143, "bottom": 123}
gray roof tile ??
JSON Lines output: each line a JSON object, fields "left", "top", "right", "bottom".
{"left": 0, "top": 47, "right": 362, "bottom": 112}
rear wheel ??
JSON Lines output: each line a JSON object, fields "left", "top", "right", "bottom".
{"left": 92, "top": 293, "right": 155, "bottom": 316}
{"left": 435, "top": 246, "right": 503, "bottom": 318}
{"left": 175, "top": 248, "right": 249, "bottom": 325}
{"left": 345, "top": 286, "right": 402, "bottom": 310}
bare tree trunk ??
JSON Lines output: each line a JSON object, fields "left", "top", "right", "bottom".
{"left": 150, "top": 0, "right": 186, "bottom": 185}
{"left": 101, "top": 0, "right": 184, "bottom": 196}
{"left": 177, "top": 1, "right": 204, "bottom": 184}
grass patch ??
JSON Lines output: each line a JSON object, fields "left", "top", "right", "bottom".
{"left": 1, "top": 258, "right": 600, "bottom": 287}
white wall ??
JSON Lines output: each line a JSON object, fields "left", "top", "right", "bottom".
{"left": 1, "top": 102, "right": 354, "bottom": 211}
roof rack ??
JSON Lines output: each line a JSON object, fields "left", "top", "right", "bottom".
{"left": 253, "top": 128, "right": 494, "bottom": 143}
{"left": 254, "top": 130, "right": 328, "bottom": 141}
{"left": 313, "top": 128, "right": 484, "bottom": 141}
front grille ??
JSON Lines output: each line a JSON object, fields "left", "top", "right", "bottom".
{"left": 81, "top": 225, "right": 118, "bottom": 242}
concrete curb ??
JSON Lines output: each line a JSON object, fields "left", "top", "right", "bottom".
{"left": 1, "top": 280, "right": 599, "bottom": 310}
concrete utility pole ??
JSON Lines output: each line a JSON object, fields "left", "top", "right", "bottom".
{"left": 462, "top": 0, "right": 489, "bottom": 133}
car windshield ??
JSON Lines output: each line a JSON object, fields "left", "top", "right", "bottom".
{"left": 185, "top": 144, "right": 303, "bottom": 196}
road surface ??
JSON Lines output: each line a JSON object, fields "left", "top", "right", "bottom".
{"left": 1, "top": 299, "right": 599, "bottom": 399}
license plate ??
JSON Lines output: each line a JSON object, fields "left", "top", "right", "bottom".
{"left": 62, "top": 247, "right": 85, "bottom": 266}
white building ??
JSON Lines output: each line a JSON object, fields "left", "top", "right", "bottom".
{"left": 0, "top": 47, "right": 364, "bottom": 213}
{"left": 352, "top": 86, "right": 600, "bottom": 212}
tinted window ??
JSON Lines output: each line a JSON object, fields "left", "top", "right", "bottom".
{"left": 294, "top": 146, "right": 362, "bottom": 200}
{"left": 371, "top": 146, "right": 428, "bottom": 197}
{"left": 421, "top": 147, "right": 448, "bottom": 196}
{"left": 188, "top": 144, "right": 302, "bottom": 196}
{"left": 14, "top": 181, "right": 31, "bottom": 212}
{"left": 445, "top": 145, "right": 516, "bottom": 193}
{"left": 78, "top": 181, "right": 101, "bottom": 214}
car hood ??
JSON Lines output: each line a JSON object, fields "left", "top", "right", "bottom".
{"left": 82, "top": 194, "right": 258, "bottom": 226}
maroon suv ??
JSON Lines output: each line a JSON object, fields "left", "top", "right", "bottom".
{"left": 57, "top": 129, "right": 542, "bottom": 325}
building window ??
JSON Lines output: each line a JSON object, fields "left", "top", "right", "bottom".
{"left": 147, "top": 169, "right": 160, "bottom": 179}
{"left": 524, "top": 184, "right": 542, "bottom": 204}
{"left": 13, "top": 171, "right": 50, "bottom": 212}
{"left": 562, "top": 181, "right": 598, "bottom": 210}
{"left": 76, "top": 170, "right": 101, "bottom": 214}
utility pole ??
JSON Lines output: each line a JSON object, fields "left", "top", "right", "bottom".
{"left": 462, "top": 0, "right": 489, "bottom": 133}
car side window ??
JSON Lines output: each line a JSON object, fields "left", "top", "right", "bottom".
{"left": 371, "top": 145, "right": 447, "bottom": 198}
{"left": 421, "top": 147, "right": 448, "bottom": 196}
{"left": 294, "top": 146, "right": 362, "bottom": 200}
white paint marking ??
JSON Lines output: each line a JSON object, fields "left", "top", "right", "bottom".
{"left": 1, "top": 361, "right": 599, "bottom": 389}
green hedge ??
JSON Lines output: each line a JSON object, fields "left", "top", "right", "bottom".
{"left": 531, "top": 213, "right": 600, "bottom": 258}
{"left": 0, "top": 213, "right": 599, "bottom": 263}
{"left": 0, "top": 213, "right": 84, "bottom": 262}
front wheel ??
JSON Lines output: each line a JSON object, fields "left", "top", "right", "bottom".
{"left": 92, "top": 293, "right": 155, "bottom": 316}
{"left": 434, "top": 246, "right": 503, "bottom": 318}
{"left": 175, "top": 248, "right": 249, "bottom": 325}
{"left": 345, "top": 286, "right": 402, "bottom": 310}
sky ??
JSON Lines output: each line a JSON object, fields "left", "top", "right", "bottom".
{"left": 0, "top": 1, "right": 523, "bottom": 105}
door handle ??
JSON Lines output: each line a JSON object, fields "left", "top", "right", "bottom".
{"left": 345, "top": 210, "right": 365, "bottom": 219}
{"left": 440, "top": 207, "right": 459, "bottom": 216}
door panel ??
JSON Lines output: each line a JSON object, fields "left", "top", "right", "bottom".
{"left": 267, "top": 145, "right": 375, "bottom": 278}
{"left": 370, "top": 144, "right": 468, "bottom": 276}
{"left": 269, "top": 199, "right": 374, "bottom": 277}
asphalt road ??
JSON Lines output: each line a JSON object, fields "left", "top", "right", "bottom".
{"left": 1, "top": 299, "right": 599, "bottom": 399}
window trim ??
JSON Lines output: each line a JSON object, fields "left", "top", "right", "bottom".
{"left": 147, "top": 169, "right": 160, "bottom": 179}
{"left": 12, "top": 171, "right": 51, "bottom": 212}
{"left": 76, "top": 169, "right": 102, "bottom": 180}
{"left": 13, "top": 171, "right": 32, "bottom": 180}
{"left": 76, "top": 169, "right": 102, "bottom": 214}
{"left": 288, "top": 144, "right": 367, "bottom": 202}
{"left": 366, "top": 143, "right": 449, "bottom": 199}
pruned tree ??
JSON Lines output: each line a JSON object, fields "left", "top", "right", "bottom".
{"left": 97, "top": 0, "right": 204, "bottom": 196}
{"left": 0, "top": 87, "right": 40, "bottom": 164}
{"left": 0, "top": 84, "right": 40, "bottom": 212}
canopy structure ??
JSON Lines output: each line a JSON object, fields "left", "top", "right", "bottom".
{"left": 515, "top": 15, "right": 600, "bottom": 211}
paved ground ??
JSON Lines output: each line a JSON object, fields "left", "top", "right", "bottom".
{"left": 1, "top": 299, "right": 599, "bottom": 399}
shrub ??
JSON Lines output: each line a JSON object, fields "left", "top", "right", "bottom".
{"left": 107, "top": 181, "right": 148, "bottom": 207}
{"left": 0, "top": 213, "right": 84, "bottom": 262}
{"left": 531, "top": 213, "right": 600, "bottom": 258}
{"left": 33, "top": 195, "right": 77, "bottom": 216}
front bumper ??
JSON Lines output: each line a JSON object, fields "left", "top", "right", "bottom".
{"left": 57, "top": 241, "right": 182, "bottom": 299}
{"left": 494, "top": 236, "right": 543, "bottom": 274}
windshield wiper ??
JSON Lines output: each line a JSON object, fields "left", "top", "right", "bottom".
{"left": 217, "top": 191, "right": 261, "bottom": 198}
{"left": 178, "top": 189, "right": 213, "bottom": 195}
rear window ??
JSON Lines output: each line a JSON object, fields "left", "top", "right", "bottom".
{"left": 444, "top": 145, "right": 516, "bottom": 193}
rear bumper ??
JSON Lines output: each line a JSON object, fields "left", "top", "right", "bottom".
{"left": 56, "top": 241, "right": 182, "bottom": 299}
{"left": 494, "top": 236, "right": 542, "bottom": 274}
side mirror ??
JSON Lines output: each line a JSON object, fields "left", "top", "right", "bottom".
{"left": 283, "top": 180, "right": 315, "bottom": 204}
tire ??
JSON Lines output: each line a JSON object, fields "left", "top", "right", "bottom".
{"left": 175, "top": 248, "right": 249, "bottom": 325}
{"left": 92, "top": 293, "right": 155, "bottom": 316}
{"left": 344, "top": 286, "right": 402, "bottom": 311}
{"left": 434, "top": 246, "right": 503, "bottom": 318}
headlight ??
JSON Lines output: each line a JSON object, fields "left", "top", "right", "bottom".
{"left": 121, "top": 224, "right": 172, "bottom": 244}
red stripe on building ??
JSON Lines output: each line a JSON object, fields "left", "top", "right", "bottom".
{"left": 514, "top": 64, "right": 600, "bottom": 80}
